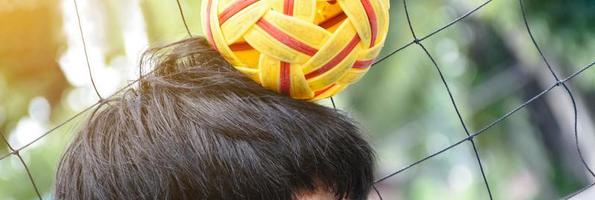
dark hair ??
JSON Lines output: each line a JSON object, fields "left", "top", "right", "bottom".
{"left": 54, "top": 37, "right": 374, "bottom": 200}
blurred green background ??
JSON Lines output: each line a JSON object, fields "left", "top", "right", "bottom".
{"left": 1, "top": 0, "right": 594, "bottom": 199}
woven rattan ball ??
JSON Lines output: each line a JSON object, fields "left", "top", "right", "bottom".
{"left": 202, "top": 0, "right": 390, "bottom": 100}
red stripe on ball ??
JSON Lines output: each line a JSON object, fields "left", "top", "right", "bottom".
{"left": 361, "top": 0, "right": 378, "bottom": 47}
{"left": 353, "top": 59, "right": 374, "bottom": 69}
{"left": 205, "top": 0, "right": 218, "bottom": 51}
{"left": 280, "top": 62, "right": 291, "bottom": 95}
{"left": 218, "top": 0, "right": 259, "bottom": 25}
{"left": 305, "top": 35, "right": 361, "bottom": 79}
{"left": 283, "top": 0, "right": 294, "bottom": 16}
{"left": 256, "top": 19, "right": 318, "bottom": 56}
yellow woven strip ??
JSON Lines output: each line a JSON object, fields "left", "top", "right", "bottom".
{"left": 368, "top": 0, "right": 388, "bottom": 46}
{"left": 292, "top": 0, "right": 317, "bottom": 22}
{"left": 266, "top": 0, "right": 316, "bottom": 21}
{"left": 336, "top": 67, "right": 368, "bottom": 85}
{"left": 338, "top": 0, "right": 372, "bottom": 46}
{"left": 217, "top": 0, "right": 236, "bottom": 12}
{"left": 201, "top": 0, "right": 214, "bottom": 44}
{"left": 220, "top": 1, "right": 269, "bottom": 45}
{"left": 258, "top": 55, "right": 314, "bottom": 99}
{"left": 206, "top": 0, "right": 245, "bottom": 66}
{"left": 262, "top": 11, "right": 331, "bottom": 50}
{"left": 311, "top": 84, "right": 347, "bottom": 101}
{"left": 243, "top": 21, "right": 312, "bottom": 63}
{"left": 302, "top": 21, "right": 357, "bottom": 73}
{"left": 289, "top": 64, "right": 315, "bottom": 99}
{"left": 314, "top": 1, "right": 343, "bottom": 25}
{"left": 306, "top": 39, "right": 361, "bottom": 91}
{"left": 356, "top": 41, "right": 383, "bottom": 61}
{"left": 258, "top": 55, "right": 282, "bottom": 93}
{"left": 266, "top": 0, "right": 285, "bottom": 12}
{"left": 381, "top": 0, "right": 390, "bottom": 9}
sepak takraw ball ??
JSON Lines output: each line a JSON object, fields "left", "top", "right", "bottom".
{"left": 202, "top": 0, "right": 390, "bottom": 100}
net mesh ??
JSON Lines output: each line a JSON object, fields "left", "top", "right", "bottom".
{"left": 1, "top": 0, "right": 594, "bottom": 199}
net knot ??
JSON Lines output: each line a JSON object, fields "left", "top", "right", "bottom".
{"left": 413, "top": 38, "right": 421, "bottom": 44}
{"left": 466, "top": 135, "right": 476, "bottom": 142}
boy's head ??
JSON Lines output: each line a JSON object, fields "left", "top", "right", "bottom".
{"left": 54, "top": 37, "right": 374, "bottom": 200}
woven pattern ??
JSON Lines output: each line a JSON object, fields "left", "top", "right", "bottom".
{"left": 201, "top": 0, "right": 390, "bottom": 100}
